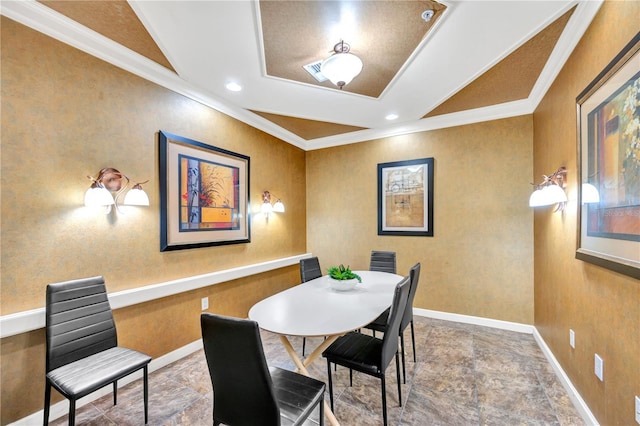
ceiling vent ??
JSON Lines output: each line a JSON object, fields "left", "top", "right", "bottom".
{"left": 303, "top": 60, "right": 328, "bottom": 82}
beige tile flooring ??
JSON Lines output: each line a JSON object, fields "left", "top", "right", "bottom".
{"left": 50, "top": 317, "right": 585, "bottom": 425}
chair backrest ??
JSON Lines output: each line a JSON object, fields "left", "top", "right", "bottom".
{"left": 300, "top": 256, "right": 322, "bottom": 283}
{"left": 45, "top": 276, "right": 117, "bottom": 372}
{"left": 369, "top": 250, "right": 396, "bottom": 274}
{"left": 401, "top": 263, "right": 421, "bottom": 331}
{"left": 380, "top": 275, "right": 411, "bottom": 367}
{"left": 200, "top": 313, "right": 279, "bottom": 426}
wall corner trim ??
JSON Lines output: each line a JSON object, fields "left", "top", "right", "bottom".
{"left": 0, "top": 253, "right": 312, "bottom": 339}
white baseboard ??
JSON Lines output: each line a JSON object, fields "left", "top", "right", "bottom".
{"left": 532, "top": 329, "right": 599, "bottom": 426}
{"left": 9, "top": 341, "right": 203, "bottom": 426}
{"left": 413, "top": 308, "right": 535, "bottom": 334}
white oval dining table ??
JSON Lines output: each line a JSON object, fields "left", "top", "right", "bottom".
{"left": 248, "top": 270, "right": 403, "bottom": 426}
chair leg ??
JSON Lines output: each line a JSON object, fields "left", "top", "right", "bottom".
{"left": 349, "top": 368, "right": 353, "bottom": 386}
{"left": 326, "top": 360, "right": 334, "bottom": 411}
{"left": 302, "top": 337, "right": 306, "bottom": 356}
{"left": 319, "top": 394, "right": 325, "bottom": 426}
{"left": 400, "top": 331, "right": 407, "bottom": 384}
{"left": 113, "top": 381, "right": 118, "bottom": 406}
{"left": 380, "top": 375, "right": 388, "bottom": 426}
{"left": 395, "top": 353, "right": 402, "bottom": 407}
{"left": 410, "top": 320, "right": 417, "bottom": 362}
{"left": 68, "top": 399, "right": 76, "bottom": 426}
{"left": 143, "top": 366, "right": 149, "bottom": 424}
{"left": 43, "top": 382, "right": 51, "bottom": 426}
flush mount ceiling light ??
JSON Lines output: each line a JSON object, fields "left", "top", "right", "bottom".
{"left": 225, "top": 81, "right": 242, "bottom": 92}
{"left": 320, "top": 41, "right": 363, "bottom": 90}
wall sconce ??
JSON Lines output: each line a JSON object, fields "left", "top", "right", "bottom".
{"left": 529, "top": 167, "right": 567, "bottom": 212}
{"left": 84, "top": 167, "right": 149, "bottom": 213}
{"left": 261, "top": 191, "right": 285, "bottom": 216}
{"left": 581, "top": 183, "right": 600, "bottom": 204}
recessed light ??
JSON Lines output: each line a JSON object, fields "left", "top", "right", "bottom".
{"left": 385, "top": 113, "right": 398, "bottom": 121}
{"left": 225, "top": 82, "right": 242, "bottom": 92}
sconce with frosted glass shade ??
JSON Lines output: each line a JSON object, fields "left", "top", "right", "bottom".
{"left": 581, "top": 183, "right": 600, "bottom": 204}
{"left": 529, "top": 167, "right": 568, "bottom": 212}
{"left": 84, "top": 167, "right": 149, "bottom": 213}
{"left": 261, "top": 191, "right": 285, "bottom": 216}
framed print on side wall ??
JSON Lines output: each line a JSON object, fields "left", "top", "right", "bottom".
{"left": 159, "top": 131, "right": 250, "bottom": 251}
{"left": 378, "top": 157, "right": 434, "bottom": 237}
{"left": 576, "top": 32, "right": 640, "bottom": 279}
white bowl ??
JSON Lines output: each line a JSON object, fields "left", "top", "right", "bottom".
{"left": 329, "top": 278, "right": 358, "bottom": 291}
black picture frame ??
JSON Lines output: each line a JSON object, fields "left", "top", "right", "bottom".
{"left": 575, "top": 32, "right": 640, "bottom": 279}
{"left": 377, "top": 157, "right": 434, "bottom": 237}
{"left": 159, "top": 131, "right": 250, "bottom": 251}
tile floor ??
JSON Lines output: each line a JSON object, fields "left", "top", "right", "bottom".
{"left": 50, "top": 317, "right": 585, "bottom": 425}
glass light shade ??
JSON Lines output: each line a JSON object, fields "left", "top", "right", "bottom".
{"left": 123, "top": 188, "right": 150, "bottom": 206}
{"left": 321, "top": 53, "right": 363, "bottom": 87}
{"left": 581, "top": 183, "right": 600, "bottom": 204}
{"left": 261, "top": 201, "right": 273, "bottom": 215}
{"left": 528, "top": 189, "right": 546, "bottom": 207}
{"left": 84, "top": 186, "right": 115, "bottom": 207}
{"left": 543, "top": 184, "right": 568, "bottom": 204}
{"left": 272, "top": 200, "right": 285, "bottom": 213}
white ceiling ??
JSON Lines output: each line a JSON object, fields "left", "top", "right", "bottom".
{"left": 2, "top": 0, "right": 602, "bottom": 150}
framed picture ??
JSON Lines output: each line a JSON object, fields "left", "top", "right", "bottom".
{"left": 159, "top": 131, "right": 250, "bottom": 251}
{"left": 378, "top": 157, "right": 434, "bottom": 236}
{"left": 576, "top": 32, "right": 640, "bottom": 279}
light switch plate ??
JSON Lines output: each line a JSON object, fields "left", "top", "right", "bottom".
{"left": 569, "top": 329, "right": 575, "bottom": 348}
{"left": 201, "top": 297, "right": 209, "bottom": 311}
{"left": 594, "top": 354, "right": 604, "bottom": 381}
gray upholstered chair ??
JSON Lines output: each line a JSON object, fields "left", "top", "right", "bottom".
{"left": 322, "top": 275, "right": 411, "bottom": 426}
{"left": 201, "top": 313, "right": 325, "bottom": 426}
{"left": 364, "top": 262, "right": 421, "bottom": 383}
{"left": 44, "top": 276, "right": 151, "bottom": 426}
{"left": 369, "top": 250, "right": 397, "bottom": 274}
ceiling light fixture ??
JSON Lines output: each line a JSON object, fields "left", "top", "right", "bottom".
{"left": 385, "top": 113, "right": 399, "bottom": 121}
{"left": 225, "top": 82, "right": 242, "bottom": 92}
{"left": 320, "top": 41, "right": 363, "bottom": 90}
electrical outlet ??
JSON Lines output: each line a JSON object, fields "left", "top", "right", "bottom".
{"left": 201, "top": 297, "right": 209, "bottom": 311}
{"left": 594, "top": 354, "right": 604, "bottom": 381}
{"left": 635, "top": 395, "right": 640, "bottom": 424}
{"left": 569, "top": 329, "right": 575, "bottom": 348}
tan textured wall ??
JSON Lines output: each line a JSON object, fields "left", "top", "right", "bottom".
{"left": 306, "top": 116, "right": 534, "bottom": 324}
{"left": 533, "top": 2, "right": 640, "bottom": 425}
{"left": 0, "top": 18, "right": 306, "bottom": 423}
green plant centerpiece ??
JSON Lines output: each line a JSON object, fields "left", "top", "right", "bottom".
{"left": 327, "top": 264, "right": 361, "bottom": 291}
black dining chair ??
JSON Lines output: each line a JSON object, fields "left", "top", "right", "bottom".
{"left": 299, "top": 256, "right": 323, "bottom": 356}
{"left": 364, "top": 262, "right": 421, "bottom": 383}
{"left": 322, "top": 274, "right": 411, "bottom": 426}
{"left": 369, "top": 250, "right": 397, "bottom": 274}
{"left": 201, "top": 313, "right": 326, "bottom": 426}
{"left": 44, "top": 276, "right": 151, "bottom": 426}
